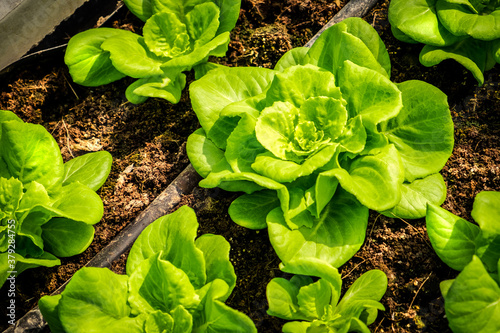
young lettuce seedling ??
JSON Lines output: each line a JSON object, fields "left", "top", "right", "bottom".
{"left": 389, "top": 0, "right": 500, "bottom": 85}
{"left": 267, "top": 269, "right": 387, "bottom": 333}
{"left": 186, "top": 17, "right": 454, "bottom": 276}
{"left": 0, "top": 110, "right": 112, "bottom": 287}
{"left": 39, "top": 206, "right": 257, "bottom": 333}
{"left": 64, "top": 0, "right": 241, "bottom": 104}
{"left": 426, "top": 191, "right": 500, "bottom": 333}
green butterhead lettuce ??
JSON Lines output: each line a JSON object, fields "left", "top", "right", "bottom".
{"left": 426, "top": 191, "right": 500, "bottom": 273}
{"left": 65, "top": 0, "right": 241, "bottom": 104}
{"left": 389, "top": 0, "right": 500, "bottom": 84}
{"left": 426, "top": 191, "right": 500, "bottom": 332}
{"left": 39, "top": 206, "right": 256, "bottom": 333}
{"left": 187, "top": 17, "right": 454, "bottom": 274}
{"left": 266, "top": 269, "right": 387, "bottom": 333}
{"left": 0, "top": 110, "right": 112, "bottom": 287}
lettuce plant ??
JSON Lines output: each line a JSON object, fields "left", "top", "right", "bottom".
{"left": 267, "top": 269, "right": 387, "bottom": 333}
{"left": 64, "top": 0, "right": 241, "bottom": 104}
{"left": 187, "top": 17, "right": 454, "bottom": 274}
{"left": 389, "top": 0, "right": 500, "bottom": 85}
{"left": 39, "top": 206, "right": 257, "bottom": 333}
{"left": 0, "top": 110, "right": 112, "bottom": 287}
{"left": 426, "top": 191, "right": 500, "bottom": 332}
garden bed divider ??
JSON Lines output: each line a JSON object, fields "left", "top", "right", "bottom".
{"left": 3, "top": 0, "right": 380, "bottom": 331}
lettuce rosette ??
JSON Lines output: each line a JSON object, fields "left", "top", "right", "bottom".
{"left": 389, "top": 0, "right": 500, "bottom": 84}
{"left": 39, "top": 206, "right": 256, "bottom": 332}
{"left": 64, "top": 0, "right": 241, "bottom": 104}
{"left": 0, "top": 110, "right": 112, "bottom": 287}
{"left": 187, "top": 18, "right": 454, "bottom": 272}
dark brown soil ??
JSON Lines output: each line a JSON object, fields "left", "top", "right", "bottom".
{"left": 1, "top": 0, "right": 499, "bottom": 332}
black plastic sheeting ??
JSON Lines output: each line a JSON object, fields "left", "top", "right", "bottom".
{"left": 3, "top": 0, "right": 380, "bottom": 331}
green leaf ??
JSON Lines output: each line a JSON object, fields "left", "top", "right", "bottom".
{"left": 0, "top": 177, "right": 23, "bottom": 217}
{"left": 255, "top": 101, "right": 300, "bottom": 161}
{"left": 1, "top": 120, "right": 63, "bottom": 195}
{"left": 265, "top": 65, "right": 342, "bottom": 109}
{"left": 189, "top": 66, "right": 275, "bottom": 136}
{"left": 307, "top": 17, "right": 391, "bottom": 78}
{"left": 186, "top": 2, "right": 220, "bottom": 49}
{"left": 187, "top": 128, "right": 225, "bottom": 178}
{"left": 144, "top": 310, "right": 175, "bottom": 332}
{"left": 123, "top": 0, "right": 153, "bottom": 21}
{"left": 267, "top": 189, "right": 368, "bottom": 269}
{"left": 228, "top": 190, "right": 280, "bottom": 229}
{"left": 327, "top": 145, "right": 404, "bottom": 212}
{"left": 297, "top": 278, "right": 333, "bottom": 319}
{"left": 101, "top": 32, "right": 165, "bottom": 78}
{"left": 192, "top": 279, "right": 257, "bottom": 332}
{"left": 39, "top": 295, "right": 65, "bottom": 333}
{"left": 170, "top": 306, "right": 194, "bottom": 333}
{"left": 337, "top": 61, "right": 402, "bottom": 130}
{"left": 150, "top": 0, "right": 204, "bottom": 21}
{"left": 16, "top": 208, "right": 54, "bottom": 255}
{"left": 144, "top": 11, "right": 191, "bottom": 58}
{"left": 195, "top": 234, "right": 236, "bottom": 300}
{"left": 126, "top": 205, "right": 206, "bottom": 288}
{"left": 282, "top": 321, "right": 311, "bottom": 333}
{"left": 266, "top": 275, "right": 315, "bottom": 320}
{"left": 335, "top": 270, "right": 387, "bottom": 322}
{"left": 52, "top": 182, "right": 104, "bottom": 225}
{"left": 62, "top": 151, "right": 112, "bottom": 191}
{"left": 251, "top": 145, "right": 339, "bottom": 183}
{"left": 381, "top": 80, "right": 454, "bottom": 182}
{"left": 128, "top": 254, "right": 200, "bottom": 313}
{"left": 382, "top": 173, "right": 447, "bottom": 219}
{"left": 18, "top": 181, "right": 51, "bottom": 214}
{"left": 436, "top": 0, "right": 500, "bottom": 41}
{"left": 0, "top": 110, "right": 22, "bottom": 123}
{"left": 41, "top": 218, "right": 95, "bottom": 257}
{"left": 57, "top": 267, "right": 145, "bottom": 333}
{"left": 126, "top": 72, "right": 186, "bottom": 104}
{"left": 275, "top": 47, "right": 310, "bottom": 71}
{"left": 64, "top": 28, "right": 128, "bottom": 87}
{"left": 388, "top": 0, "right": 464, "bottom": 46}
{"left": 211, "top": 0, "right": 241, "bottom": 34}
{"left": 426, "top": 203, "right": 480, "bottom": 271}
{"left": 471, "top": 191, "right": 500, "bottom": 235}
{"left": 1, "top": 252, "right": 60, "bottom": 288}
{"left": 474, "top": 233, "right": 500, "bottom": 273}
{"left": 420, "top": 39, "right": 493, "bottom": 85}
{"left": 160, "top": 32, "right": 230, "bottom": 73}
{"left": 443, "top": 256, "right": 500, "bottom": 333}
{"left": 225, "top": 114, "right": 265, "bottom": 173}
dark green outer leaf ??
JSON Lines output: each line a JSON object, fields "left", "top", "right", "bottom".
{"left": 41, "top": 218, "right": 95, "bottom": 257}
{"left": 420, "top": 39, "right": 493, "bottom": 85}
{"left": 381, "top": 80, "right": 454, "bottom": 182}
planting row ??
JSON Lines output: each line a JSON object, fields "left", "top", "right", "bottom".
{"left": 2, "top": 0, "right": 500, "bottom": 332}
